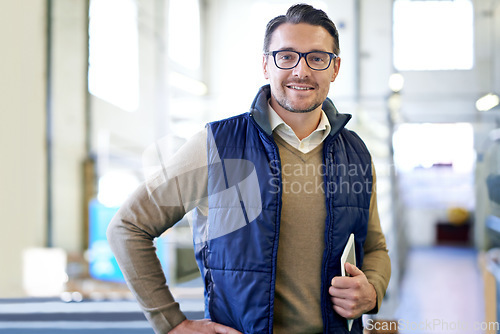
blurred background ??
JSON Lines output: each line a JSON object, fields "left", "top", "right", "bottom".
{"left": 1, "top": 0, "right": 500, "bottom": 333}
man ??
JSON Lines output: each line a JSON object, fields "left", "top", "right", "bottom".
{"left": 108, "top": 4, "right": 390, "bottom": 334}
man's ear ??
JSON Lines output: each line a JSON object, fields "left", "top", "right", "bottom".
{"left": 263, "top": 55, "right": 270, "bottom": 80}
{"left": 331, "top": 57, "right": 341, "bottom": 82}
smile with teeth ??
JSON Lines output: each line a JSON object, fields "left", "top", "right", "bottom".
{"left": 287, "top": 85, "right": 314, "bottom": 91}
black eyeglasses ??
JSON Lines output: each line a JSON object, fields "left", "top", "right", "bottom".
{"left": 264, "top": 50, "right": 337, "bottom": 71}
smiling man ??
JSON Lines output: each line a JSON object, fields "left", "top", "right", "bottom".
{"left": 264, "top": 23, "right": 340, "bottom": 139}
{"left": 108, "top": 4, "right": 391, "bottom": 334}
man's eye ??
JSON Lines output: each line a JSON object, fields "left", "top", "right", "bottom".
{"left": 277, "top": 52, "right": 296, "bottom": 61}
{"left": 309, "top": 54, "right": 327, "bottom": 63}
{"left": 278, "top": 54, "right": 293, "bottom": 60}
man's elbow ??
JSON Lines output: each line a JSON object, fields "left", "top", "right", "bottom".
{"left": 106, "top": 215, "right": 124, "bottom": 251}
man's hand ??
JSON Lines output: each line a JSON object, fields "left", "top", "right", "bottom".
{"left": 168, "top": 319, "right": 243, "bottom": 334}
{"left": 328, "top": 262, "right": 377, "bottom": 319}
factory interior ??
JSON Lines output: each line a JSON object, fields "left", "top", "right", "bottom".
{"left": 1, "top": 0, "right": 500, "bottom": 333}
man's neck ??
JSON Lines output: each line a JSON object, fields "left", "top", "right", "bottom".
{"left": 270, "top": 100, "right": 323, "bottom": 140}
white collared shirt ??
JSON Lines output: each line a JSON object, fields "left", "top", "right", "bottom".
{"left": 268, "top": 101, "right": 331, "bottom": 153}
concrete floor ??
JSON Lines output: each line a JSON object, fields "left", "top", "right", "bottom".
{"left": 394, "top": 246, "right": 485, "bottom": 334}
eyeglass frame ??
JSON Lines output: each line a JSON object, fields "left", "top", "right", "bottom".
{"left": 264, "top": 50, "right": 338, "bottom": 71}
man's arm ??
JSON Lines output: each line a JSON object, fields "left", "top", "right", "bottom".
{"left": 360, "top": 164, "right": 391, "bottom": 313}
{"left": 328, "top": 164, "right": 391, "bottom": 318}
{"left": 107, "top": 180, "right": 188, "bottom": 332}
{"left": 107, "top": 129, "right": 216, "bottom": 332}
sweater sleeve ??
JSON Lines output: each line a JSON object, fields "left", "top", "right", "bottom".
{"left": 362, "top": 163, "right": 391, "bottom": 314}
{"left": 107, "top": 129, "right": 208, "bottom": 333}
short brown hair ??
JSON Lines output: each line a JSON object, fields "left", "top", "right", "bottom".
{"left": 263, "top": 4, "right": 340, "bottom": 55}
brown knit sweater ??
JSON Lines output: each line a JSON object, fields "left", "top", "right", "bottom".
{"left": 107, "top": 129, "right": 391, "bottom": 333}
{"left": 272, "top": 133, "right": 326, "bottom": 333}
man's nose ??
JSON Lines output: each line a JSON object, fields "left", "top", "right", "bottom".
{"left": 292, "top": 56, "right": 311, "bottom": 77}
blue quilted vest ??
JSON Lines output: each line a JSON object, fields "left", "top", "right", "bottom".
{"left": 192, "top": 85, "right": 372, "bottom": 333}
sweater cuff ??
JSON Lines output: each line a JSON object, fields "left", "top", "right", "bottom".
{"left": 144, "top": 302, "right": 187, "bottom": 333}
{"left": 365, "top": 274, "right": 386, "bottom": 314}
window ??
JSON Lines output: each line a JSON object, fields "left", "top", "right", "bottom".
{"left": 168, "top": 0, "right": 201, "bottom": 70}
{"left": 393, "top": 123, "right": 474, "bottom": 173}
{"left": 393, "top": 0, "right": 474, "bottom": 71}
{"left": 392, "top": 123, "right": 475, "bottom": 211}
{"left": 88, "top": 0, "right": 139, "bottom": 111}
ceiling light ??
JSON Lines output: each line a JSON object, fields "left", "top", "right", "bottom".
{"left": 476, "top": 93, "right": 500, "bottom": 111}
{"left": 389, "top": 73, "right": 405, "bottom": 93}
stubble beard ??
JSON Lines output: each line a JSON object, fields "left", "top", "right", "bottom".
{"left": 272, "top": 91, "right": 323, "bottom": 114}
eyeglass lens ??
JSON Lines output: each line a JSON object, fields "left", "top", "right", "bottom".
{"left": 274, "top": 51, "right": 332, "bottom": 70}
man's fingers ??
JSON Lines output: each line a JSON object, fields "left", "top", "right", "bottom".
{"left": 329, "top": 265, "right": 375, "bottom": 320}
{"left": 331, "top": 264, "right": 365, "bottom": 288}
{"left": 332, "top": 303, "right": 356, "bottom": 319}
{"left": 169, "top": 319, "right": 242, "bottom": 334}
{"left": 345, "top": 262, "right": 363, "bottom": 277}
{"left": 329, "top": 285, "right": 351, "bottom": 299}
{"left": 213, "top": 323, "right": 243, "bottom": 334}
{"left": 331, "top": 276, "right": 357, "bottom": 289}
{"left": 331, "top": 295, "right": 357, "bottom": 318}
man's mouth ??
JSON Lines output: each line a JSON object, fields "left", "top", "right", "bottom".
{"left": 286, "top": 85, "right": 315, "bottom": 91}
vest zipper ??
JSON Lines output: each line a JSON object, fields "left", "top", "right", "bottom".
{"left": 249, "top": 113, "right": 282, "bottom": 334}
{"left": 321, "top": 139, "right": 335, "bottom": 332}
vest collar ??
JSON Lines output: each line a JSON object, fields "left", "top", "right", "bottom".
{"left": 249, "top": 84, "right": 352, "bottom": 138}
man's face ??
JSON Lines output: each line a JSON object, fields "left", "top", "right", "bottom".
{"left": 263, "top": 23, "right": 340, "bottom": 115}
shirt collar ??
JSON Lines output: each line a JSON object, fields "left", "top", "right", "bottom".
{"left": 268, "top": 100, "right": 331, "bottom": 136}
